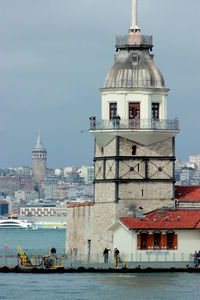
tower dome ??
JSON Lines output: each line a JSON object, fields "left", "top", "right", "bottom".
{"left": 104, "top": 49, "right": 165, "bottom": 89}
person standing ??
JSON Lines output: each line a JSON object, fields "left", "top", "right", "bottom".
{"left": 194, "top": 250, "right": 198, "bottom": 267}
{"left": 114, "top": 248, "right": 120, "bottom": 268}
{"left": 197, "top": 250, "right": 200, "bottom": 266}
{"left": 103, "top": 248, "right": 110, "bottom": 263}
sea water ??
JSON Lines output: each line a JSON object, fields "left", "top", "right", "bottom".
{"left": 0, "top": 228, "right": 66, "bottom": 254}
{"left": 0, "top": 230, "right": 198, "bottom": 300}
{"left": 0, "top": 272, "right": 199, "bottom": 300}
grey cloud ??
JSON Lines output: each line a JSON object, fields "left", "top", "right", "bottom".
{"left": 0, "top": 0, "right": 200, "bottom": 167}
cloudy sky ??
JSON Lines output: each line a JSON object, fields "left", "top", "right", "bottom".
{"left": 0, "top": 0, "right": 200, "bottom": 168}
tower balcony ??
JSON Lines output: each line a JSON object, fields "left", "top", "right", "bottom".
{"left": 89, "top": 117, "right": 179, "bottom": 147}
{"left": 90, "top": 118, "right": 179, "bottom": 131}
{"left": 116, "top": 34, "right": 153, "bottom": 50}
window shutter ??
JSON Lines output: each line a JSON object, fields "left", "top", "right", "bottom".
{"left": 161, "top": 234, "right": 167, "bottom": 250}
{"left": 173, "top": 234, "right": 178, "bottom": 250}
{"left": 137, "top": 234, "right": 141, "bottom": 250}
{"left": 147, "top": 234, "right": 153, "bottom": 249}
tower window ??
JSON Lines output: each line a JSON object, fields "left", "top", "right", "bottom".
{"left": 132, "top": 145, "right": 136, "bottom": 155}
{"left": 152, "top": 103, "right": 159, "bottom": 120}
{"left": 132, "top": 55, "right": 138, "bottom": 65}
{"left": 129, "top": 103, "right": 140, "bottom": 120}
{"left": 109, "top": 103, "right": 117, "bottom": 120}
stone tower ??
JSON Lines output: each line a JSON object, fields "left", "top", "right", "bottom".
{"left": 66, "top": 0, "right": 179, "bottom": 259}
{"left": 90, "top": 0, "right": 179, "bottom": 216}
{"left": 32, "top": 130, "right": 47, "bottom": 189}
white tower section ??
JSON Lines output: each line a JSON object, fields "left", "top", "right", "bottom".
{"left": 91, "top": 0, "right": 178, "bottom": 147}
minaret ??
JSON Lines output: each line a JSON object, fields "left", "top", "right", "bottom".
{"left": 32, "top": 130, "right": 47, "bottom": 190}
{"left": 90, "top": 0, "right": 179, "bottom": 215}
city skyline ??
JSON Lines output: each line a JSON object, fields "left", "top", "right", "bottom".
{"left": 1, "top": 0, "right": 200, "bottom": 168}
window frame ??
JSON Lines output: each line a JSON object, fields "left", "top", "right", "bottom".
{"left": 109, "top": 103, "right": 117, "bottom": 120}
{"left": 152, "top": 103, "right": 160, "bottom": 120}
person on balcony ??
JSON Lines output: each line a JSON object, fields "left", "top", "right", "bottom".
{"left": 116, "top": 115, "right": 121, "bottom": 128}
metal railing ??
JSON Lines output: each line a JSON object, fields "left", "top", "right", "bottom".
{"left": 0, "top": 251, "right": 195, "bottom": 268}
{"left": 116, "top": 35, "right": 153, "bottom": 48}
{"left": 89, "top": 118, "right": 179, "bottom": 131}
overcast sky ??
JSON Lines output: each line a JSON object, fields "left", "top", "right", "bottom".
{"left": 0, "top": 0, "right": 200, "bottom": 168}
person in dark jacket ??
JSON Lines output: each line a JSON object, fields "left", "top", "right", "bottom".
{"left": 114, "top": 248, "right": 120, "bottom": 267}
{"left": 103, "top": 248, "right": 110, "bottom": 263}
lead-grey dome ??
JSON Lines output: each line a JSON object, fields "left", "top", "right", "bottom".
{"left": 104, "top": 49, "right": 165, "bottom": 89}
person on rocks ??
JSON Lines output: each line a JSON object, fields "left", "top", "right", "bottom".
{"left": 116, "top": 115, "right": 121, "bottom": 128}
{"left": 103, "top": 248, "right": 110, "bottom": 263}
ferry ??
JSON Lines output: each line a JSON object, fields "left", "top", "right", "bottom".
{"left": 0, "top": 219, "right": 33, "bottom": 229}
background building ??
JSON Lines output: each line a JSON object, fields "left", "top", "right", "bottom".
{"left": 32, "top": 130, "right": 47, "bottom": 191}
{"left": 0, "top": 201, "right": 9, "bottom": 216}
{"left": 189, "top": 155, "right": 200, "bottom": 171}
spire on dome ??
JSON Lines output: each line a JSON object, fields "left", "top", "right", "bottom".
{"left": 129, "top": 0, "right": 140, "bottom": 32}
{"left": 34, "top": 129, "right": 45, "bottom": 150}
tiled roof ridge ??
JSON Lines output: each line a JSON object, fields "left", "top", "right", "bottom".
{"left": 68, "top": 202, "right": 94, "bottom": 208}
{"left": 175, "top": 185, "right": 200, "bottom": 201}
{"left": 120, "top": 209, "right": 200, "bottom": 230}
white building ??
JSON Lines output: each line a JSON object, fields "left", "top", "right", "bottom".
{"left": 55, "top": 168, "right": 63, "bottom": 176}
{"left": 79, "top": 165, "right": 94, "bottom": 184}
{"left": 109, "top": 209, "right": 200, "bottom": 262}
{"left": 15, "top": 190, "right": 39, "bottom": 203}
{"left": 190, "top": 155, "right": 200, "bottom": 170}
{"left": 20, "top": 204, "right": 67, "bottom": 217}
{"left": 64, "top": 167, "right": 73, "bottom": 177}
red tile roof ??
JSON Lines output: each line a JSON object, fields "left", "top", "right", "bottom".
{"left": 120, "top": 210, "right": 200, "bottom": 230}
{"left": 175, "top": 186, "right": 200, "bottom": 201}
{"left": 67, "top": 202, "right": 94, "bottom": 208}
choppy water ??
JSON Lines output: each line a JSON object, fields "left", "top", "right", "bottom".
{"left": 0, "top": 229, "right": 198, "bottom": 299}
{"left": 0, "top": 228, "right": 66, "bottom": 254}
{"left": 0, "top": 273, "right": 199, "bottom": 300}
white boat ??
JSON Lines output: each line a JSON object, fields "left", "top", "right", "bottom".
{"left": 0, "top": 219, "right": 33, "bottom": 229}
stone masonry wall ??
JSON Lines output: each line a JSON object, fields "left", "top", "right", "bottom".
{"left": 32, "top": 159, "right": 46, "bottom": 184}
{"left": 66, "top": 204, "right": 94, "bottom": 259}
{"left": 119, "top": 137, "right": 173, "bottom": 157}
{"left": 66, "top": 202, "right": 117, "bottom": 261}
{"left": 67, "top": 135, "right": 176, "bottom": 259}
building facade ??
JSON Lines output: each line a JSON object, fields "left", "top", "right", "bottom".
{"left": 108, "top": 209, "right": 200, "bottom": 262}
{"left": 66, "top": 1, "right": 179, "bottom": 259}
{"left": 0, "top": 201, "right": 9, "bottom": 216}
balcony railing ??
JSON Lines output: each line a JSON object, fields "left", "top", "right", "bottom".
{"left": 116, "top": 35, "right": 153, "bottom": 48}
{"left": 89, "top": 118, "right": 179, "bottom": 131}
